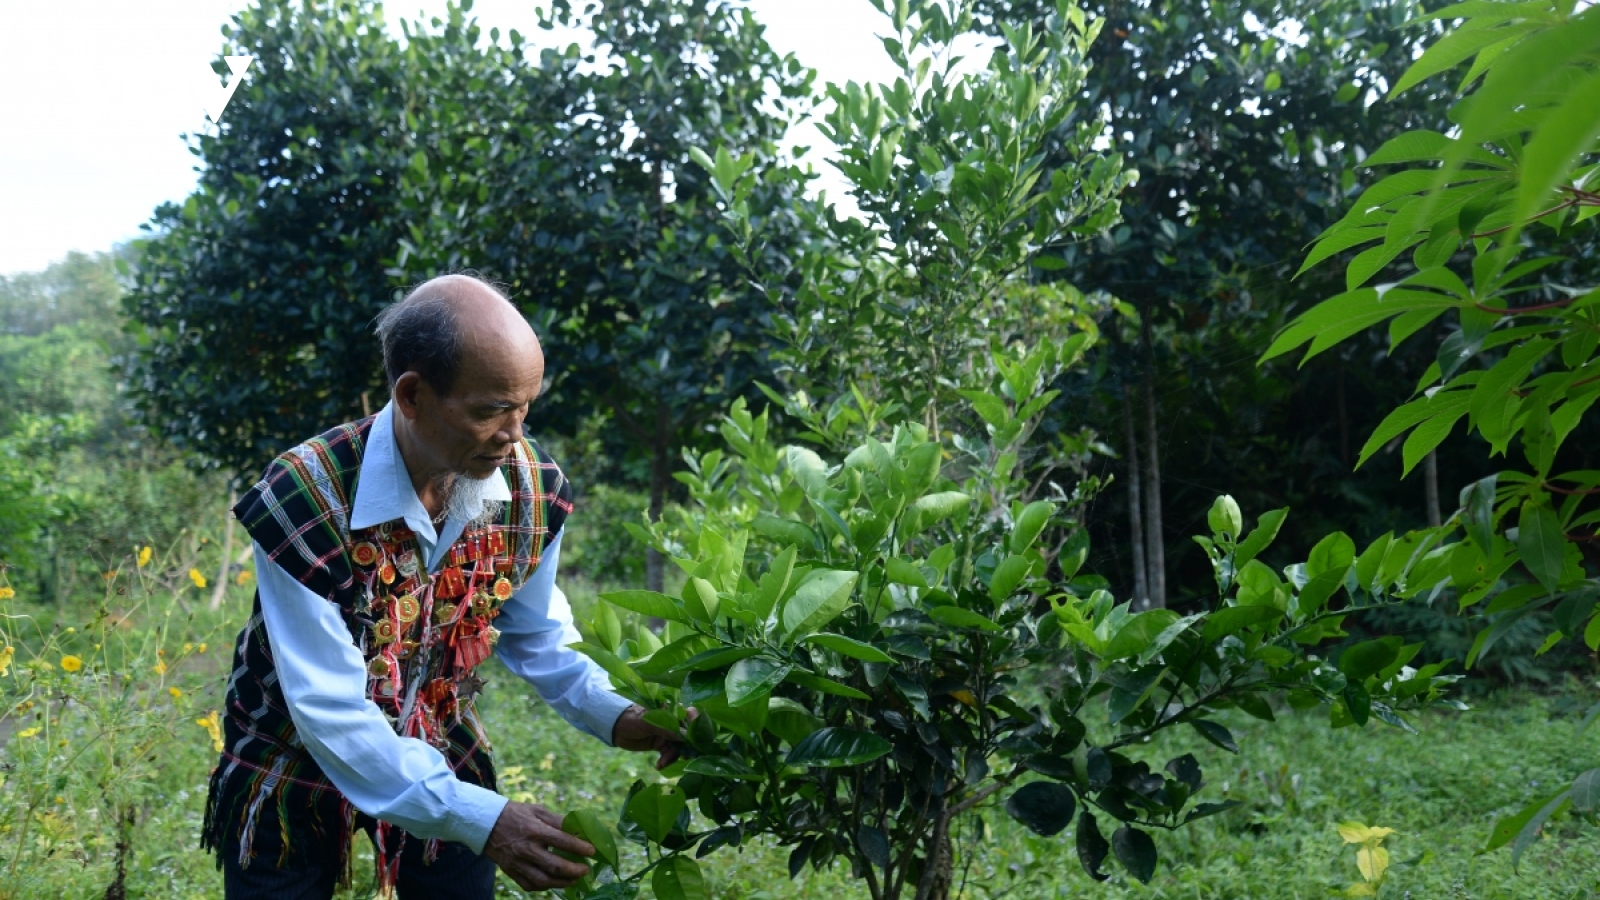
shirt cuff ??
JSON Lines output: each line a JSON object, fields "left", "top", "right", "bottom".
{"left": 444, "top": 781, "right": 510, "bottom": 855}
{"left": 581, "top": 689, "right": 637, "bottom": 747}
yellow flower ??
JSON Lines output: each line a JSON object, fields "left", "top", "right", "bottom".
{"left": 169, "top": 686, "right": 184, "bottom": 699}
{"left": 197, "top": 711, "right": 223, "bottom": 752}
{"left": 236, "top": 570, "right": 253, "bottom": 586}
{"left": 539, "top": 752, "right": 555, "bottom": 772}
{"left": 137, "top": 546, "right": 152, "bottom": 568}
{"left": 189, "top": 569, "right": 208, "bottom": 589}
{"left": 0, "top": 646, "right": 13, "bottom": 676}
{"left": 17, "top": 726, "right": 40, "bottom": 739}
{"left": 0, "top": 587, "right": 14, "bottom": 601}
{"left": 59, "top": 655, "right": 84, "bottom": 673}
{"left": 197, "top": 643, "right": 208, "bottom": 654}
{"left": 183, "top": 643, "right": 193, "bottom": 653}
{"left": 154, "top": 660, "right": 168, "bottom": 676}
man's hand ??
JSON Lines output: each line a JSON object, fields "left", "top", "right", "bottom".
{"left": 611, "top": 704, "right": 694, "bottom": 770}
{"left": 482, "top": 801, "right": 594, "bottom": 892}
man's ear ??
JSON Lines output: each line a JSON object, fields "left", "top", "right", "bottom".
{"left": 393, "top": 372, "right": 425, "bottom": 420}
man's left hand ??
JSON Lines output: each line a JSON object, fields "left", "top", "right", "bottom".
{"left": 611, "top": 704, "right": 694, "bottom": 769}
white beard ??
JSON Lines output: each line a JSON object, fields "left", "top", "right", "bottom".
{"left": 433, "top": 471, "right": 504, "bottom": 528}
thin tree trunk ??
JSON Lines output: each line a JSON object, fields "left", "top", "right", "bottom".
{"left": 1425, "top": 450, "right": 1442, "bottom": 527}
{"left": 1336, "top": 365, "right": 1350, "bottom": 467}
{"left": 208, "top": 490, "right": 237, "bottom": 611}
{"left": 1121, "top": 384, "right": 1149, "bottom": 606}
{"left": 1142, "top": 378, "right": 1166, "bottom": 608}
{"left": 646, "top": 405, "right": 671, "bottom": 594}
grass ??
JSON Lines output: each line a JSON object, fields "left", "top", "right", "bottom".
{"left": 4, "top": 580, "right": 1599, "bottom": 899}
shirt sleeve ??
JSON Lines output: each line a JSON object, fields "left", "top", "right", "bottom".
{"left": 253, "top": 541, "right": 508, "bottom": 854}
{"left": 493, "top": 532, "right": 634, "bottom": 744}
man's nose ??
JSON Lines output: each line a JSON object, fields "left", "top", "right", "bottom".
{"left": 494, "top": 410, "right": 525, "bottom": 444}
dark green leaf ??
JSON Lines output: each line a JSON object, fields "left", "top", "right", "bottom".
{"left": 800, "top": 633, "right": 894, "bottom": 662}
{"left": 1191, "top": 719, "right": 1238, "bottom": 753}
{"left": 1005, "top": 782, "right": 1077, "bottom": 836}
{"left": 857, "top": 825, "right": 890, "bottom": 869}
{"left": 785, "top": 727, "right": 892, "bottom": 767}
{"left": 1518, "top": 499, "right": 1566, "bottom": 591}
{"left": 726, "top": 657, "right": 790, "bottom": 706}
{"left": 652, "top": 855, "right": 707, "bottom": 900}
{"left": 1076, "top": 811, "right": 1110, "bottom": 882}
{"left": 1112, "top": 826, "right": 1157, "bottom": 884}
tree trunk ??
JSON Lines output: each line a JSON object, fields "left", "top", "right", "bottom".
{"left": 646, "top": 405, "right": 671, "bottom": 594}
{"left": 1336, "top": 364, "right": 1350, "bottom": 467}
{"left": 1121, "top": 384, "right": 1149, "bottom": 605}
{"left": 1142, "top": 378, "right": 1166, "bottom": 608}
{"left": 912, "top": 811, "right": 953, "bottom": 900}
{"left": 1425, "top": 450, "right": 1442, "bottom": 527}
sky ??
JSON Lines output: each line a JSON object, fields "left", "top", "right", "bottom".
{"left": 0, "top": 0, "right": 920, "bottom": 277}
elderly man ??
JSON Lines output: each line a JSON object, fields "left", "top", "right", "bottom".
{"left": 202, "top": 274, "right": 679, "bottom": 898}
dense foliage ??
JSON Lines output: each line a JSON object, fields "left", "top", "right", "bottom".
{"left": 1265, "top": 0, "right": 1600, "bottom": 863}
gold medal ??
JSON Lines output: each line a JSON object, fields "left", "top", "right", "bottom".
{"left": 372, "top": 618, "right": 398, "bottom": 645}
{"left": 434, "top": 602, "right": 458, "bottom": 624}
{"left": 378, "top": 562, "right": 397, "bottom": 585}
{"left": 492, "top": 577, "right": 513, "bottom": 601}
{"left": 368, "top": 656, "right": 392, "bottom": 677}
{"left": 471, "top": 590, "right": 494, "bottom": 617}
{"left": 394, "top": 593, "right": 421, "bottom": 625}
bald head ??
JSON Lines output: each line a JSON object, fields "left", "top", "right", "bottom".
{"left": 374, "top": 273, "right": 540, "bottom": 395}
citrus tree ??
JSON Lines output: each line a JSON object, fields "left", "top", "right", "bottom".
{"left": 1262, "top": 0, "right": 1600, "bottom": 865}
{"left": 545, "top": 3, "right": 1458, "bottom": 898}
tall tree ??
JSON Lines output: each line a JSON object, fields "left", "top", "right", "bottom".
{"left": 978, "top": 0, "right": 1455, "bottom": 604}
{"left": 400, "top": 0, "right": 814, "bottom": 591}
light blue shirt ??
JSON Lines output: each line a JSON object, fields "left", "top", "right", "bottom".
{"left": 254, "top": 402, "right": 632, "bottom": 854}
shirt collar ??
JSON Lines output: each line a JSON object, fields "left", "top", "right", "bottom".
{"left": 349, "top": 401, "right": 511, "bottom": 535}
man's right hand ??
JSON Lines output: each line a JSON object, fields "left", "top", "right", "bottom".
{"left": 482, "top": 801, "right": 595, "bottom": 891}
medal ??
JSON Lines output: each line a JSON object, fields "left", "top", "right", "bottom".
{"left": 378, "top": 562, "right": 397, "bottom": 585}
{"left": 368, "top": 656, "right": 392, "bottom": 677}
{"left": 352, "top": 542, "right": 379, "bottom": 567}
{"left": 394, "top": 593, "right": 421, "bottom": 625}
{"left": 397, "top": 551, "right": 419, "bottom": 578}
{"left": 434, "top": 602, "right": 458, "bottom": 624}
{"left": 372, "top": 618, "right": 398, "bottom": 645}
{"left": 492, "top": 578, "right": 513, "bottom": 602}
{"left": 435, "top": 566, "right": 467, "bottom": 599}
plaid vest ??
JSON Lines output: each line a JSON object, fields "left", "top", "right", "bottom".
{"left": 201, "top": 415, "right": 572, "bottom": 878}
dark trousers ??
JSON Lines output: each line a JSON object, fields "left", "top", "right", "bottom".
{"left": 222, "top": 830, "right": 497, "bottom": 900}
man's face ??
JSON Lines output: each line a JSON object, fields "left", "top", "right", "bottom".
{"left": 407, "top": 341, "right": 543, "bottom": 481}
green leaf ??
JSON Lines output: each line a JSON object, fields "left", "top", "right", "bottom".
{"left": 1112, "top": 826, "right": 1158, "bottom": 884}
{"left": 652, "top": 855, "right": 707, "bottom": 900}
{"left": 1517, "top": 499, "right": 1566, "bottom": 591}
{"left": 1571, "top": 769, "right": 1600, "bottom": 813}
{"left": 1201, "top": 606, "right": 1284, "bottom": 643}
{"left": 989, "top": 554, "right": 1031, "bottom": 601}
{"left": 601, "top": 590, "right": 687, "bottom": 622}
{"left": 683, "top": 755, "right": 761, "bottom": 781}
{"left": 1208, "top": 495, "right": 1243, "bottom": 538}
{"left": 1512, "top": 790, "right": 1572, "bottom": 872}
{"left": 857, "top": 825, "right": 890, "bottom": 869}
{"left": 1339, "top": 638, "right": 1402, "bottom": 681}
{"left": 633, "top": 635, "right": 718, "bottom": 682}
{"left": 1005, "top": 782, "right": 1077, "bottom": 836}
{"left": 561, "top": 809, "right": 618, "bottom": 873}
{"left": 800, "top": 633, "right": 894, "bottom": 662}
{"left": 753, "top": 546, "right": 798, "bottom": 622}
{"left": 786, "top": 670, "right": 870, "bottom": 700}
{"left": 781, "top": 569, "right": 858, "bottom": 638}
{"left": 766, "top": 697, "right": 823, "bottom": 746}
{"left": 786, "top": 727, "right": 892, "bottom": 767}
{"left": 885, "top": 556, "right": 929, "bottom": 588}
{"left": 1103, "top": 609, "right": 1180, "bottom": 660}
{"left": 1076, "top": 810, "right": 1111, "bottom": 882}
{"left": 1010, "top": 500, "right": 1055, "bottom": 553}
{"left": 726, "top": 657, "right": 791, "bottom": 707}
{"left": 1234, "top": 508, "right": 1289, "bottom": 567}
{"left": 786, "top": 445, "right": 830, "bottom": 498}
{"left": 624, "top": 783, "right": 688, "bottom": 844}
{"left": 752, "top": 513, "right": 819, "bottom": 550}
{"left": 1191, "top": 719, "right": 1238, "bottom": 753}
{"left": 927, "top": 605, "right": 1002, "bottom": 632}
